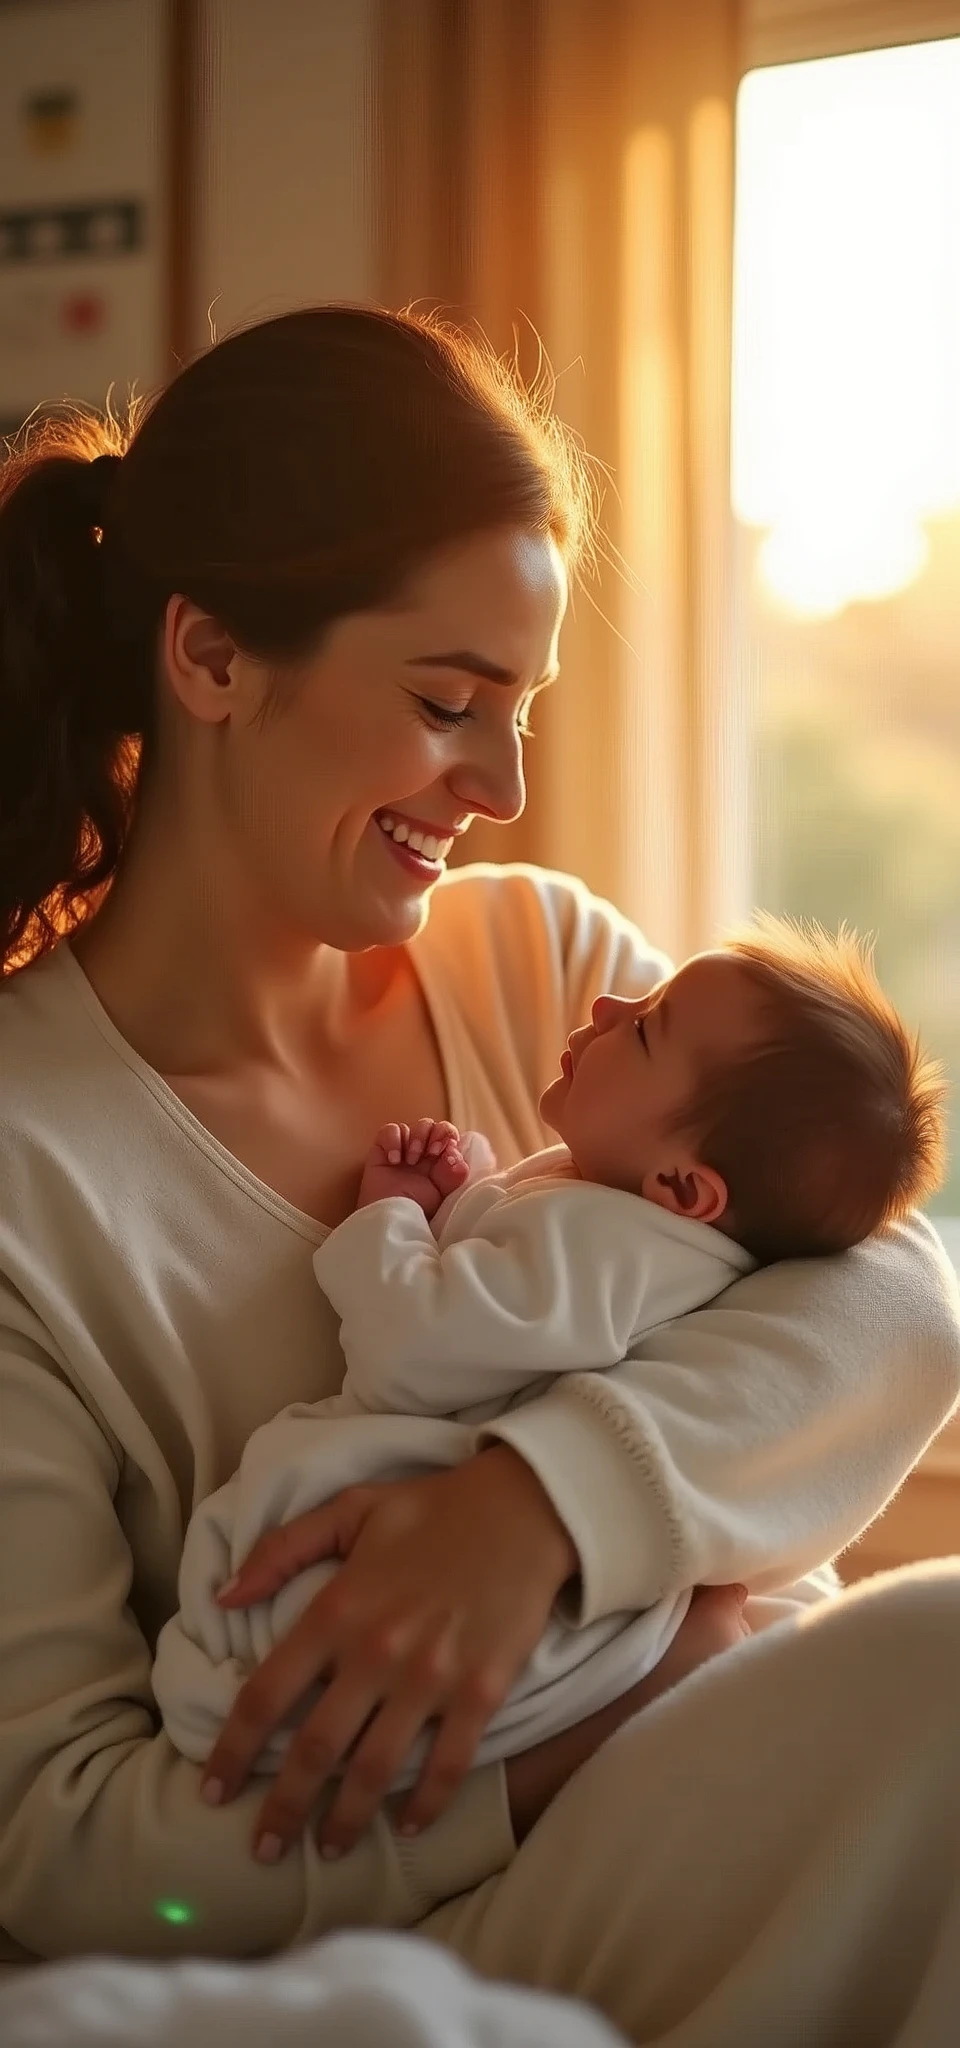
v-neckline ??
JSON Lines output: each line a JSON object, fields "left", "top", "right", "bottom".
{"left": 54, "top": 933, "right": 466, "bottom": 1242}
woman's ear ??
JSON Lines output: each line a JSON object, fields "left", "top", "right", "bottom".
{"left": 162, "top": 595, "right": 239, "bottom": 724}
{"left": 641, "top": 1159, "right": 729, "bottom": 1225}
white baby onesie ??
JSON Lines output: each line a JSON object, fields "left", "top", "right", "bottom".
{"left": 153, "top": 1148, "right": 753, "bottom": 1782}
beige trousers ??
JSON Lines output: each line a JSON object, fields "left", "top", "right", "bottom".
{"left": 420, "top": 1560, "right": 960, "bottom": 2047}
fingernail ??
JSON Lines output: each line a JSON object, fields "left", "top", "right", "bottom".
{"left": 200, "top": 1777, "right": 225, "bottom": 1806}
{"left": 320, "top": 1842, "right": 343, "bottom": 1860}
{"left": 255, "top": 1833, "right": 283, "bottom": 1864}
{"left": 216, "top": 1575, "right": 240, "bottom": 1602}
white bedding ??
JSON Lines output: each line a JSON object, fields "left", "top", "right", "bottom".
{"left": 0, "top": 1931, "right": 626, "bottom": 2047}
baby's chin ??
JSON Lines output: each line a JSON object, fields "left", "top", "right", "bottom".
{"left": 537, "top": 1074, "right": 566, "bottom": 1135}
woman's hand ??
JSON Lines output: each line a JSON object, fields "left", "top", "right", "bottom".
{"left": 201, "top": 1445, "right": 578, "bottom": 1861}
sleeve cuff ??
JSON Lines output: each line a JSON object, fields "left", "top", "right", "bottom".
{"left": 482, "top": 1383, "right": 677, "bottom": 1623}
{"left": 314, "top": 1198, "right": 423, "bottom": 1271}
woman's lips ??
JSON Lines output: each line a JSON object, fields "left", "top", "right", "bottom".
{"left": 378, "top": 828, "right": 445, "bottom": 879}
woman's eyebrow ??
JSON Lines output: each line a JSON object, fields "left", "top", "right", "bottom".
{"left": 407, "top": 652, "right": 559, "bottom": 687}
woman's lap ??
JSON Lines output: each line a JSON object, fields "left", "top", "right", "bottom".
{"left": 419, "top": 1559, "right": 960, "bottom": 2047}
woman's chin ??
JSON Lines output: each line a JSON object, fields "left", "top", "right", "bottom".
{"left": 308, "top": 889, "right": 430, "bottom": 954}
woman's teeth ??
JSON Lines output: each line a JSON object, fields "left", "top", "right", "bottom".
{"left": 377, "top": 815, "right": 455, "bottom": 862}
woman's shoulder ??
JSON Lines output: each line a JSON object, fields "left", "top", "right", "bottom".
{"left": 419, "top": 861, "right": 671, "bottom": 1015}
{"left": 421, "top": 858, "right": 626, "bottom": 963}
{"left": 0, "top": 945, "right": 98, "bottom": 1096}
{"left": 0, "top": 945, "right": 130, "bottom": 1192}
{"left": 0, "top": 947, "right": 74, "bottom": 1090}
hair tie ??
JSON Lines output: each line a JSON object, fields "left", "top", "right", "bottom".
{"left": 87, "top": 451, "right": 122, "bottom": 534}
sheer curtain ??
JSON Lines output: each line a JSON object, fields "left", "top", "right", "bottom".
{"left": 374, "top": 0, "right": 739, "bottom": 965}
{"left": 373, "top": 0, "right": 960, "bottom": 959}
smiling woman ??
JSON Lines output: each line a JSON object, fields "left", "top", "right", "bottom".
{"left": 1, "top": 300, "right": 960, "bottom": 2048}
{"left": 0, "top": 306, "right": 585, "bottom": 973}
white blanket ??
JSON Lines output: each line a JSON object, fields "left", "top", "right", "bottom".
{"left": 0, "top": 1932, "right": 625, "bottom": 2047}
{"left": 152, "top": 1405, "right": 693, "bottom": 1781}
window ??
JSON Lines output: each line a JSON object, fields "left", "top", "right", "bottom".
{"left": 732, "top": 37, "right": 960, "bottom": 1261}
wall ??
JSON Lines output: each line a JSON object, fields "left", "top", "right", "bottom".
{"left": 193, "top": 0, "right": 376, "bottom": 351}
{"left": 0, "top": 0, "right": 376, "bottom": 423}
{"left": 0, "top": 0, "right": 167, "bottom": 430}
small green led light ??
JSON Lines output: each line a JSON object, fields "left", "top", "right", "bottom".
{"left": 154, "top": 1898, "right": 195, "bottom": 1926}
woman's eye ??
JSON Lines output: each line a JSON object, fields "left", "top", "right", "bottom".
{"left": 417, "top": 697, "right": 473, "bottom": 730}
{"left": 415, "top": 694, "right": 535, "bottom": 737}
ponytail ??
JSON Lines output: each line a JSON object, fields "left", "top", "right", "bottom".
{"left": 0, "top": 418, "right": 156, "bottom": 973}
{"left": 1, "top": 304, "right": 597, "bottom": 976}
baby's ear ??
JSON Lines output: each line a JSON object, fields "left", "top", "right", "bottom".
{"left": 642, "top": 1162, "right": 728, "bottom": 1224}
{"left": 458, "top": 1130, "right": 498, "bottom": 1181}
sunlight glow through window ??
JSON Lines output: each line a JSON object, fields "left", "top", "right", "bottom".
{"left": 732, "top": 39, "right": 960, "bottom": 618}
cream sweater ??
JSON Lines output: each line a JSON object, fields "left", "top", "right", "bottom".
{"left": 153, "top": 1162, "right": 751, "bottom": 1778}
{"left": 1, "top": 863, "right": 959, "bottom": 1968}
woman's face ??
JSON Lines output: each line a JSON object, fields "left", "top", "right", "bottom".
{"left": 168, "top": 526, "right": 567, "bottom": 951}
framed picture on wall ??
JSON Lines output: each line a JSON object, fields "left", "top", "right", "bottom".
{"left": 0, "top": 0, "right": 169, "bottom": 439}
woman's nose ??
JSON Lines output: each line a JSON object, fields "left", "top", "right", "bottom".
{"left": 447, "top": 727, "right": 526, "bottom": 825}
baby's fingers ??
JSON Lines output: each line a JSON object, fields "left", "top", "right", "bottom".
{"left": 371, "top": 1122, "right": 407, "bottom": 1166}
{"left": 406, "top": 1117, "right": 463, "bottom": 1164}
{"left": 425, "top": 1119, "right": 462, "bottom": 1158}
{"left": 405, "top": 1116, "right": 439, "bottom": 1165}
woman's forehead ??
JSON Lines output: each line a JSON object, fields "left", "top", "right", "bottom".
{"left": 402, "top": 527, "right": 566, "bottom": 615}
{"left": 378, "top": 529, "right": 568, "bottom": 669}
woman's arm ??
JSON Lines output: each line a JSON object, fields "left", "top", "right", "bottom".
{"left": 0, "top": 1320, "right": 513, "bottom": 1960}
{"left": 486, "top": 1212, "right": 960, "bottom": 1622}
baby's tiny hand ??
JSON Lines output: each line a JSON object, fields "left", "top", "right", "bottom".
{"left": 357, "top": 1117, "right": 471, "bottom": 1218}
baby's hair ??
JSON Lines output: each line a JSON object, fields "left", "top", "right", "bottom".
{"left": 673, "top": 913, "right": 947, "bottom": 1264}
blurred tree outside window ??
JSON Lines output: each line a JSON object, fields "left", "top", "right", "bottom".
{"left": 732, "top": 37, "right": 960, "bottom": 1249}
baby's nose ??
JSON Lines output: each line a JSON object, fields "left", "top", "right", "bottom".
{"left": 591, "top": 993, "right": 632, "bottom": 1033}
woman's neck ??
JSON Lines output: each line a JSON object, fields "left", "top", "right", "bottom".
{"left": 71, "top": 796, "right": 382, "bottom": 1079}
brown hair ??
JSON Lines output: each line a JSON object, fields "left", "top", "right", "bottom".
{"left": 0, "top": 303, "right": 594, "bottom": 975}
{"left": 674, "top": 914, "right": 947, "bottom": 1263}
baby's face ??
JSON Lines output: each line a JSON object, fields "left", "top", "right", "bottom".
{"left": 540, "top": 953, "right": 763, "bottom": 1204}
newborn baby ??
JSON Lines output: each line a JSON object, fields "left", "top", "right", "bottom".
{"left": 154, "top": 916, "right": 945, "bottom": 1783}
